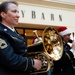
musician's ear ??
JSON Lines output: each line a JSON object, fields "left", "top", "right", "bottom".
{"left": 0, "top": 12, "right": 6, "bottom": 19}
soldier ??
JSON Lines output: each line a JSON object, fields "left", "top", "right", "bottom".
{"left": 0, "top": 1, "right": 42, "bottom": 75}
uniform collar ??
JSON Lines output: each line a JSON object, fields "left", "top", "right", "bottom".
{"left": 1, "top": 22, "right": 15, "bottom": 32}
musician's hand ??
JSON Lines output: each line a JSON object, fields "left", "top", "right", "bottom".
{"left": 33, "top": 59, "right": 42, "bottom": 70}
{"left": 72, "top": 42, "right": 75, "bottom": 50}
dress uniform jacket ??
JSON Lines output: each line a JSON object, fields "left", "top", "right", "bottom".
{"left": 53, "top": 42, "right": 75, "bottom": 75}
{"left": 0, "top": 23, "right": 34, "bottom": 75}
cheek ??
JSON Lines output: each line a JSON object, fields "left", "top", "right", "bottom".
{"left": 7, "top": 13, "right": 14, "bottom": 19}
{"left": 63, "top": 37, "right": 68, "bottom": 41}
{"left": 66, "top": 37, "right": 70, "bottom": 41}
{"left": 5, "top": 14, "right": 14, "bottom": 23}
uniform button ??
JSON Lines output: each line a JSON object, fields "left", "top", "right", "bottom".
{"left": 4, "top": 28, "right": 7, "bottom": 31}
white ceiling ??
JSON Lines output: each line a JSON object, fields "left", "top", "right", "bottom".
{"left": 44, "top": 0, "right": 75, "bottom": 4}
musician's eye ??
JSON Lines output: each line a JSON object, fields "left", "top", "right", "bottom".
{"left": 11, "top": 10, "right": 19, "bottom": 13}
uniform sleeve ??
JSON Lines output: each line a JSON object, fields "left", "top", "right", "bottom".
{"left": 0, "top": 36, "right": 33, "bottom": 72}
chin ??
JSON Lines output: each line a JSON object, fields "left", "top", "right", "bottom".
{"left": 14, "top": 22, "right": 18, "bottom": 25}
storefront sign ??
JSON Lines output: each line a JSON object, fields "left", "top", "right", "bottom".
{"left": 18, "top": 4, "right": 75, "bottom": 29}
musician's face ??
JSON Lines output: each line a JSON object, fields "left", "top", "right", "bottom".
{"left": 63, "top": 34, "right": 71, "bottom": 42}
{"left": 1, "top": 3, "right": 20, "bottom": 28}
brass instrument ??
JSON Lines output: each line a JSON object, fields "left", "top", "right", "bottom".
{"left": 42, "top": 27, "right": 63, "bottom": 61}
{"left": 28, "top": 27, "right": 63, "bottom": 74}
{"left": 33, "top": 30, "right": 39, "bottom": 41}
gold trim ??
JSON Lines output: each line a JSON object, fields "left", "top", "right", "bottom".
{"left": 65, "top": 52, "right": 71, "bottom": 60}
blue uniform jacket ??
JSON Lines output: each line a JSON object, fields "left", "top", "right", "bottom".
{"left": 0, "top": 23, "right": 33, "bottom": 75}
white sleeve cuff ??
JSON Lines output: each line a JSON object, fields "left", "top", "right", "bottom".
{"left": 70, "top": 49, "right": 75, "bottom": 58}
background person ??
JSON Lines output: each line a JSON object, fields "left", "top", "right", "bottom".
{"left": 52, "top": 26, "right": 75, "bottom": 75}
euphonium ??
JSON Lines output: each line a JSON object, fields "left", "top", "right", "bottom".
{"left": 28, "top": 30, "right": 50, "bottom": 74}
{"left": 42, "top": 27, "right": 63, "bottom": 61}
{"left": 28, "top": 27, "right": 63, "bottom": 74}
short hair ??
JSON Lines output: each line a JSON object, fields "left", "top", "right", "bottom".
{"left": 0, "top": 1, "right": 18, "bottom": 22}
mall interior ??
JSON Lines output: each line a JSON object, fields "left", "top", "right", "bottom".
{"left": 0, "top": 0, "right": 75, "bottom": 46}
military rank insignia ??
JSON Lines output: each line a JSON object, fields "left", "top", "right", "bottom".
{"left": 0, "top": 38, "right": 8, "bottom": 49}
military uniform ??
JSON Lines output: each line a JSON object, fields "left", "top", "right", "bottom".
{"left": 0, "top": 23, "right": 34, "bottom": 75}
{"left": 53, "top": 42, "right": 75, "bottom": 75}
